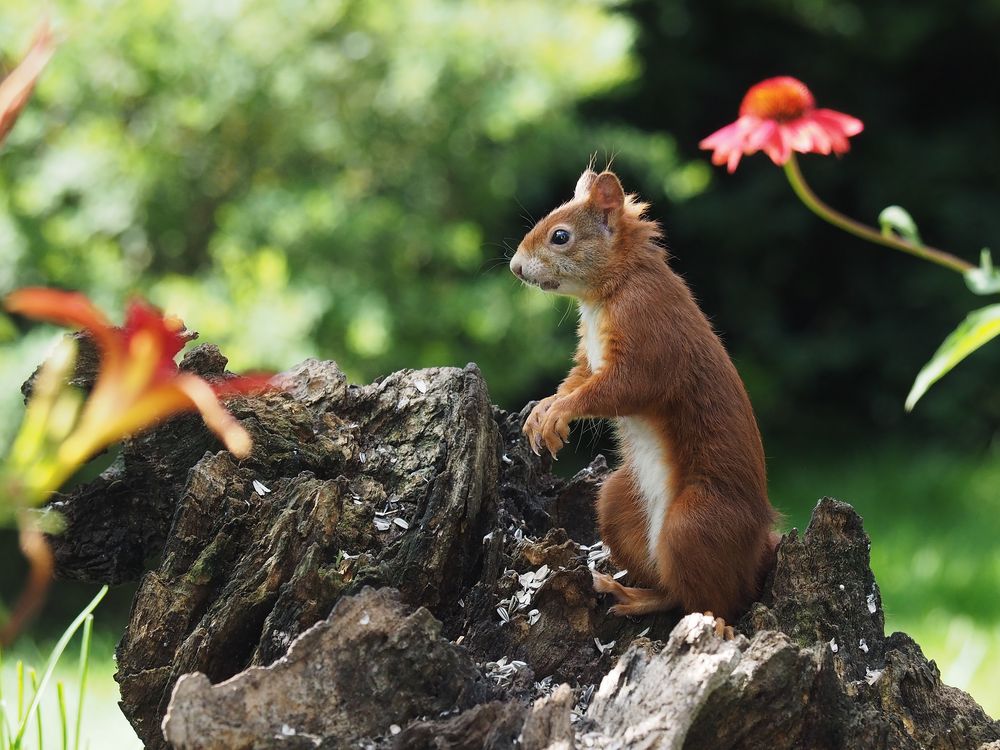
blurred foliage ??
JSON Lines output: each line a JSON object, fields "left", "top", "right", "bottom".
{"left": 0, "top": 0, "right": 703, "bottom": 450}
{"left": 2, "top": 0, "right": 995, "bottom": 451}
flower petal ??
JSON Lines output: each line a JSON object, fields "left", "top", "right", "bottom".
{"left": 123, "top": 299, "right": 188, "bottom": 385}
{"left": 173, "top": 374, "right": 253, "bottom": 458}
{"left": 698, "top": 119, "right": 743, "bottom": 150}
{"left": 813, "top": 108, "right": 864, "bottom": 137}
{"left": 211, "top": 373, "right": 275, "bottom": 398}
{"left": 811, "top": 109, "right": 863, "bottom": 153}
{"left": 818, "top": 121, "right": 849, "bottom": 153}
{"left": 744, "top": 119, "right": 777, "bottom": 152}
{"left": 0, "top": 20, "right": 56, "bottom": 147}
{"left": 58, "top": 383, "right": 191, "bottom": 467}
{"left": 726, "top": 147, "right": 743, "bottom": 174}
{"left": 124, "top": 300, "right": 187, "bottom": 360}
{"left": 4, "top": 287, "right": 122, "bottom": 363}
{"left": 700, "top": 117, "right": 764, "bottom": 173}
{"left": 788, "top": 118, "right": 832, "bottom": 155}
{"left": 762, "top": 124, "right": 792, "bottom": 165}
{"left": 699, "top": 120, "right": 743, "bottom": 171}
{"left": 65, "top": 374, "right": 252, "bottom": 463}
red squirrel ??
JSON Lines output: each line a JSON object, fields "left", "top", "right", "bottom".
{"left": 510, "top": 168, "right": 779, "bottom": 623}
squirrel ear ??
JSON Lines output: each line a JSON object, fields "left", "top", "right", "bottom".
{"left": 590, "top": 171, "right": 625, "bottom": 226}
{"left": 574, "top": 169, "right": 598, "bottom": 202}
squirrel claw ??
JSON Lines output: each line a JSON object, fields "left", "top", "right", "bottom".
{"left": 705, "top": 612, "right": 736, "bottom": 640}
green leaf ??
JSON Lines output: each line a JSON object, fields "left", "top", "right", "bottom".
{"left": 879, "top": 205, "right": 922, "bottom": 245}
{"left": 906, "top": 304, "right": 1000, "bottom": 411}
{"left": 964, "top": 248, "right": 1000, "bottom": 295}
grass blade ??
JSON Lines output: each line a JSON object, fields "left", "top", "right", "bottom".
{"left": 0, "top": 646, "right": 9, "bottom": 748}
{"left": 13, "top": 585, "right": 107, "bottom": 746}
{"left": 72, "top": 615, "right": 94, "bottom": 750}
{"left": 56, "top": 681, "right": 67, "bottom": 750}
{"left": 28, "top": 670, "right": 41, "bottom": 750}
{"left": 15, "top": 662, "right": 23, "bottom": 727}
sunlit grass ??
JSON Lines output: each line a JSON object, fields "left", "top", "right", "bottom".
{"left": 769, "top": 440, "right": 1000, "bottom": 716}
{"left": 901, "top": 610, "right": 1000, "bottom": 717}
{"left": 0, "top": 631, "right": 139, "bottom": 749}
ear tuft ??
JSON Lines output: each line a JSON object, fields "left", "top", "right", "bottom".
{"left": 591, "top": 171, "right": 625, "bottom": 213}
{"left": 574, "top": 169, "right": 598, "bottom": 202}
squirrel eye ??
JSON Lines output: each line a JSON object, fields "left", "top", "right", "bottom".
{"left": 550, "top": 229, "right": 570, "bottom": 245}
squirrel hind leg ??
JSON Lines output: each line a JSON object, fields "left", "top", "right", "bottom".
{"left": 596, "top": 468, "right": 659, "bottom": 584}
{"left": 592, "top": 571, "right": 678, "bottom": 616}
{"left": 658, "top": 485, "right": 765, "bottom": 622}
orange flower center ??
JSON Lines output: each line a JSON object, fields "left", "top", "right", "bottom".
{"left": 739, "top": 76, "right": 815, "bottom": 122}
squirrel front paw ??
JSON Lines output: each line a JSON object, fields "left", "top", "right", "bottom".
{"left": 523, "top": 396, "right": 557, "bottom": 456}
{"left": 537, "top": 399, "right": 572, "bottom": 458}
{"left": 523, "top": 396, "right": 571, "bottom": 458}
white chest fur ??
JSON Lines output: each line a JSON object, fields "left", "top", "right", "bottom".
{"left": 617, "top": 417, "right": 674, "bottom": 562}
{"left": 578, "top": 302, "right": 674, "bottom": 563}
{"left": 578, "top": 302, "right": 606, "bottom": 372}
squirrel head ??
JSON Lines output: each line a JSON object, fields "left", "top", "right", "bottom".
{"left": 509, "top": 168, "right": 660, "bottom": 299}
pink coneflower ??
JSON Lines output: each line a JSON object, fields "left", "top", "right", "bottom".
{"left": 700, "top": 76, "right": 863, "bottom": 173}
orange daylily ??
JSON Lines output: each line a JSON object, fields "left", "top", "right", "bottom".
{"left": 0, "top": 20, "right": 56, "bottom": 148}
{"left": 5, "top": 288, "right": 265, "bottom": 477}
{"left": 1, "top": 288, "right": 267, "bottom": 646}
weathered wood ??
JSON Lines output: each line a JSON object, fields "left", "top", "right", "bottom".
{"left": 45, "top": 343, "right": 233, "bottom": 584}
{"left": 37, "top": 351, "right": 999, "bottom": 749}
{"left": 162, "top": 587, "right": 494, "bottom": 749}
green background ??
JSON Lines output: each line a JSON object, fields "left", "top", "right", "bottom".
{"left": 1, "top": 0, "right": 998, "bottom": 743}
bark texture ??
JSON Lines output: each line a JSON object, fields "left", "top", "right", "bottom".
{"left": 162, "top": 587, "right": 494, "bottom": 749}
{"left": 41, "top": 348, "right": 999, "bottom": 749}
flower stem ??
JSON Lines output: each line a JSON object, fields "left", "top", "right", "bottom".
{"left": 782, "top": 153, "right": 974, "bottom": 274}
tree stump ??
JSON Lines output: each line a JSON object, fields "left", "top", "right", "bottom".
{"left": 42, "top": 348, "right": 1000, "bottom": 749}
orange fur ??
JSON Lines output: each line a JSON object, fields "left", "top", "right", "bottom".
{"left": 511, "top": 169, "right": 779, "bottom": 621}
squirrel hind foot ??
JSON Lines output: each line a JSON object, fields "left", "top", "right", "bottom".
{"left": 704, "top": 612, "right": 736, "bottom": 640}
{"left": 591, "top": 571, "right": 620, "bottom": 594}
{"left": 593, "top": 572, "right": 677, "bottom": 616}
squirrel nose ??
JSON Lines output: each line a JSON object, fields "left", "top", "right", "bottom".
{"left": 510, "top": 259, "right": 525, "bottom": 279}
